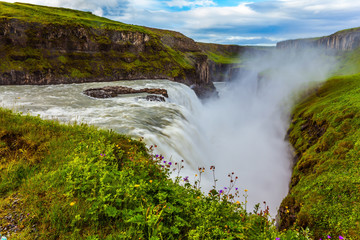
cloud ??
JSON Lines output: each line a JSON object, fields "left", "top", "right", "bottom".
{"left": 2, "top": 0, "right": 360, "bottom": 45}
{"left": 166, "top": 0, "right": 216, "bottom": 8}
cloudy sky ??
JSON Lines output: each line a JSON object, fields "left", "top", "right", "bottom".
{"left": 3, "top": 0, "right": 360, "bottom": 45}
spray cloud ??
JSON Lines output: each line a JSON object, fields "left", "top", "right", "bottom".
{"left": 196, "top": 47, "right": 336, "bottom": 215}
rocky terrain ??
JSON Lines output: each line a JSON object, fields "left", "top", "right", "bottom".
{"left": 83, "top": 86, "right": 168, "bottom": 99}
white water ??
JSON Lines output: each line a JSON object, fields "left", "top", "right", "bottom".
{"left": 0, "top": 48, "right": 335, "bottom": 215}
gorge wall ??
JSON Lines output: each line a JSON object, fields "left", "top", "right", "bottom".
{"left": 277, "top": 27, "right": 360, "bottom": 51}
{"left": 197, "top": 42, "right": 271, "bottom": 82}
{"left": 0, "top": 2, "right": 215, "bottom": 98}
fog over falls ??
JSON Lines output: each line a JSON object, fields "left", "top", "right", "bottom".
{"left": 194, "top": 47, "right": 336, "bottom": 215}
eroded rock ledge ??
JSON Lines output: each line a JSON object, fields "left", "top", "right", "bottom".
{"left": 83, "top": 86, "right": 168, "bottom": 99}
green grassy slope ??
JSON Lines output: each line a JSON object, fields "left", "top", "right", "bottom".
{"left": 0, "top": 1, "right": 149, "bottom": 32}
{"left": 197, "top": 42, "right": 243, "bottom": 64}
{"left": 279, "top": 47, "right": 360, "bottom": 239}
{"left": 0, "top": 108, "right": 312, "bottom": 239}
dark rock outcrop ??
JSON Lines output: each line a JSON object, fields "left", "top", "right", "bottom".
{"left": 83, "top": 86, "right": 168, "bottom": 99}
{"left": 277, "top": 27, "right": 360, "bottom": 51}
{"left": 139, "top": 95, "right": 166, "bottom": 102}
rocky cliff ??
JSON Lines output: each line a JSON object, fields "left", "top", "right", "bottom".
{"left": 0, "top": 2, "right": 214, "bottom": 98}
{"left": 277, "top": 27, "right": 360, "bottom": 51}
{"left": 198, "top": 42, "right": 272, "bottom": 82}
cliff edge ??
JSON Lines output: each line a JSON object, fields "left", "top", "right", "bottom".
{"left": 0, "top": 2, "right": 215, "bottom": 98}
{"left": 277, "top": 27, "right": 360, "bottom": 51}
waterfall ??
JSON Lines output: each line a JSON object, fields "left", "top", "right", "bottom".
{"left": 0, "top": 47, "right": 336, "bottom": 216}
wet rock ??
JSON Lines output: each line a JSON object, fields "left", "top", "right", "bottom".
{"left": 138, "top": 95, "right": 166, "bottom": 102}
{"left": 84, "top": 86, "right": 168, "bottom": 99}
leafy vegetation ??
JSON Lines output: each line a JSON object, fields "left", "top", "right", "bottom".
{"left": 0, "top": 108, "right": 313, "bottom": 239}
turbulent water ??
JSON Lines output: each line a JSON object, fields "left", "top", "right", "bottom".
{"left": 0, "top": 48, "right": 335, "bottom": 216}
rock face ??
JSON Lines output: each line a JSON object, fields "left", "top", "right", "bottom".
{"left": 277, "top": 28, "right": 360, "bottom": 51}
{"left": 83, "top": 86, "right": 168, "bottom": 99}
{"left": 197, "top": 42, "right": 272, "bottom": 82}
{"left": 0, "top": 3, "right": 215, "bottom": 98}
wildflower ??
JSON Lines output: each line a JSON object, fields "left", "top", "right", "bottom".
{"left": 328, "top": 236, "right": 331, "bottom": 239}
{"left": 197, "top": 196, "right": 200, "bottom": 199}
{"left": 70, "top": 202, "right": 76, "bottom": 206}
{"left": 224, "top": 187, "right": 227, "bottom": 190}
{"left": 134, "top": 184, "right": 140, "bottom": 188}
{"left": 276, "top": 238, "right": 280, "bottom": 240}
{"left": 163, "top": 160, "right": 166, "bottom": 164}
{"left": 155, "top": 154, "right": 159, "bottom": 158}
{"left": 219, "top": 190, "right": 223, "bottom": 194}
{"left": 339, "top": 236, "right": 344, "bottom": 240}
{"left": 168, "top": 162, "right": 172, "bottom": 165}
{"left": 183, "top": 176, "right": 189, "bottom": 182}
{"left": 235, "top": 188, "right": 238, "bottom": 191}
{"left": 149, "top": 180, "right": 153, "bottom": 183}
{"left": 244, "top": 189, "right": 248, "bottom": 192}
{"left": 195, "top": 174, "right": 198, "bottom": 177}
{"left": 236, "top": 201, "right": 240, "bottom": 204}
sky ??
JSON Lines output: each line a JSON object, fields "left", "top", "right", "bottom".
{"left": 3, "top": 0, "right": 360, "bottom": 45}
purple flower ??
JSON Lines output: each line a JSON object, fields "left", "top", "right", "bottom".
{"left": 224, "top": 187, "right": 227, "bottom": 190}
{"left": 163, "top": 160, "right": 166, "bottom": 164}
{"left": 183, "top": 176, "right": 189, "bottom": 181}
{"left": 328, "top": 236, "right": 331, "bottom": 239}
{"left": 168, "top": 162, "right": 172, "bottom": 165}
{"left": 339, "top": 236, "right": 344, "bottom": 240}
{"left": 235, "top": 188, "right": 238, "bottom": 190}
{"left": 276, "top": 238, "right": 280, "bottom": 240}
{"left": 219, "top": 190, "right": 223, "bottom": 194}
{"left": 155, "top": 154, "right": 159, "bottom": 158}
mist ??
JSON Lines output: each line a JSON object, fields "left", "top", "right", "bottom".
{"left": 196, "top": 47, "right": 336, "bottom": 215}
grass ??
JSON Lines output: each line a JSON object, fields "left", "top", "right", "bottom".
{"left": 0, "top": 107, "right": 314, "bottom": 239}
{"left": 279, "top": 72, "right": 360, "bottom": 239}
{"left": 0, "top": 1, "right": 149, "bottom": 33}
{"left": 197, "top": 43, "right": 244, "bottom": 64}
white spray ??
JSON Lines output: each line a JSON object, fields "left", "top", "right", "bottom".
{"left": 194, "top": 47, "right": 336, "bottom": 215}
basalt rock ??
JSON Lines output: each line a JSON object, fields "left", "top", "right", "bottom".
{"left": 138, "top": 95, "right": 166, "bottom": 102}
{"left": 84, "top": 86, "right": 168, "bottom": 99}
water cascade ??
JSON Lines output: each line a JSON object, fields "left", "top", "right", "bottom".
{"left": 0, "top": 48, "right": 335, "bottom": 215}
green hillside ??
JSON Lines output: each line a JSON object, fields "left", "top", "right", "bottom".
{"left": 0, "top": 1, "right": 214, "bottom": 98}
{"left": 277, "top": 40, "right": 360, "bottom": 239}
{"left": 0, "top": 1, "right": 149, "bottom": 33}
